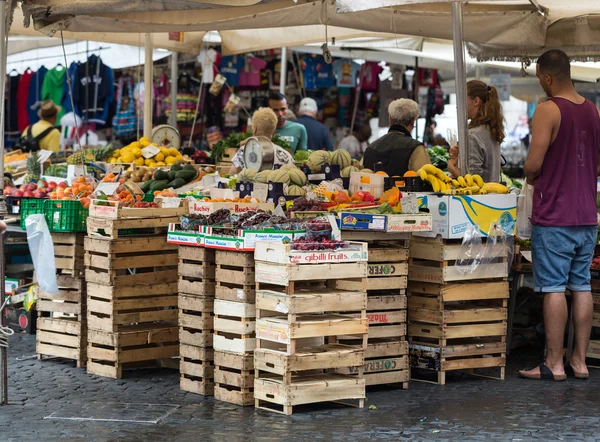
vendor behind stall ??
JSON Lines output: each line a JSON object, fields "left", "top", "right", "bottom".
{"left": 362, "top": 99, "right": 430, "bottom": 176}
{"left": 229, "top": 107, "right": 294, "bottom": 175}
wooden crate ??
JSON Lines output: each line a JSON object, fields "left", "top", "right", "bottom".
{"left": 180, "top": 344, "right": 215, "bottom": 396}
{"left": 215, "top": 250, "right": 255, "bottom": 287}
{"left": 37, "top": 275, "right": 85, "bottom": 320}
{"left": 256, "top": 287, "right": 366, "bottom": 316}
{"left": 213, "top": 299, "right": 256, "bottom": 355}
{"left": 214, "top": 351, "right": 254, "bottom": 406}
{"left": 340, "top": 231, "right": 411, "bottom": 245}
{"left": 179, "top": 246, "right": 216, "bottom": 297}
{"left": 180, "top": 328, "right": 213, "bottom": 348}
{"left": 87, "top": 324, "right": 179, "bottom": 379}
{"left": 87, "top": 215, "right": 179, "bottom": 240}
{"left": 87, "top": 282, "right": 178, "bottom": 332}
{"left": 409, "top": 341, "right": 506, "bottom": 385}
{"left": 36, "top": 317, "right": 86, "bottom": 368}
{"left": 408, "top": 281, "right": 509, "bottom": 307}
{"left": 408, "top": 237, "right": 509, "bottom": 283}
{"left": 53, "top": 232, "right": 85, "bottom": 276}
{"left": 84, "top": 236, "right": 178, "bottom": 286}
{"left": 255, "top": 261, "right": 367, "bottom": 287}
{"left": 587, "top": 340, "right": 600, "bottom": 362}
{"left": 178, "top": 294, "right": 214, "bottom": 337}
{"left": 254, "top": 241, "right": 368, "bottom": 265}
{"left": 255, "top": 373, "right": 365, "bottom": 415}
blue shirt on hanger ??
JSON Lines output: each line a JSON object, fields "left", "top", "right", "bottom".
{"left": 27, "top": 66, "right": 48, "bottom": 125}
{"left": 219, "top": 55, "right": 245, "bottom": 87}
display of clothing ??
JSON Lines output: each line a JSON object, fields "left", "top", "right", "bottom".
{"left": 239, "top": 57, "right": 267, "bottom": 87}
{"left": 268, "top": 59, "right": 295, "bottom": 90}
{"left": 360, "top": 62, "right": 383, "bottom": 91}
{"left": 74, "top": 55, "right": 114, "bottom": 125}
{"left": 61, "top": 62, "right": 79, "bottom": 114}
{"left": 16, "top": 69, "right": 33, "bottom": 132}
{"left": 41, "top": 66, "right": 66, "bottom": 120}
{"left": 5, "top": 74, "right": 21, "bottom": 135}
{"left": 315, "top": 57, "right": 335, "bottom": 89}
{"left": 333, "top": 59, "right": 361, "bottom": 88}
{"left": 301, "top": 56, "right": 318, "bottom": 90}
{"left": 219, "top": 55, "right": 245, "bottom": 87}
{"left": 165, "top": 93, "right": 200, "bottom": 122}
{"left": 200, "top": 48, "right": 220, "bottom": 84}
{"left": 27, "top": 65, "right": 48, "bottom": 126}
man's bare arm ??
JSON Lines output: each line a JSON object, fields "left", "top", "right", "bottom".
{"left": 524, "top": 102, "right": 558, "bottom": 182}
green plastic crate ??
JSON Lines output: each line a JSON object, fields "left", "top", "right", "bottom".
{"left": 45, "top": 200, "right": 89, "bottom": 232}
{"left": 19, "top": 198, "right": 47, "bottom": 230}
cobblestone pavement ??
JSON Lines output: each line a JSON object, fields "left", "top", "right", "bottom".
{"left": 1, "top": 333, "right": 599, "bottom": 441}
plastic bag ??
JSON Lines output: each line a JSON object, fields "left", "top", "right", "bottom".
{"left": 26, "top": 214, "right": 59, "bottom": 295}
{"left": 455, "top": 224, "right": 485, "bottom": 275}
{"left": 455, "top": 222, "right": 512, "bottom": 276}
{"left": 516, "top": 184, "right": 533, "bottom": 239}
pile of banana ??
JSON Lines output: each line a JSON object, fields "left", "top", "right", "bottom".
{"left": 417, "top": 165, "right": 509, "bottom": 195}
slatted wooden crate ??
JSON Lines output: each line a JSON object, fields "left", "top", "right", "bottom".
{"left": 53, "top": 232, "right": 85, "bottom": 276}
{"left": 179, "top": 246, "right": 216, "bottom": 297}
{"left": 180, "top": 344, "right": 215, "bottom": 396}
{"left": 84, "top": 236, "right": 178, "bottom": 287}
{"left": 213, "top": 299, "right": 256, "bottom": 355}
{"left": 215, "top": 250, "right": 256, "bottom": 302}
{"left": 178, "top": 294, "right": 214, "bottom": 336}
{"left": 87, "top": 324, "right": 179, "bottom": 379}
{"left": 87, "top": 282, "right": 178, "bottom": 332}
{"left": 87, "top": 215, "right": 179, "bottom": 240}
{"left": 214, "top": 351, "right": 254, "bottom": 406}
{"left": 37, "top": 275, "right": 85, "bottom": 320}
{"left": 408, "top": 236, "right": 509, "bottom": 283}
{"left": 37, "top": 318, "right": 86, "bottom": 368}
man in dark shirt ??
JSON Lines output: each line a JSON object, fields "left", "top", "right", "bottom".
{"left": 296, "top": 97, "right": 333, "bottom": 151}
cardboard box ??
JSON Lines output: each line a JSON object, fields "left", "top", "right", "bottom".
{"left": 414, "top": 193, "right": 517, "bottom": 239}
{"left": 202, "top": 226, "right": 305, "bottom": 251}
{"left": 3, "top": 305, "right": 36, "bottom": 334}
{"left": 409, "top": 343, "right": 441, "bottom": 371}
{"left": 188, "top": 200, "right": 274, "bottom": 216}
{"left": 338, "top": 212, "right": 432, "bottom": 233}
{"left": 166, "top": 223, "right": 204, "bottom": 247}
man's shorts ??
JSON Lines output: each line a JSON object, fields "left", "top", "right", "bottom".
{"left": 532, "top": 225, "right": 597, "bottom": 293}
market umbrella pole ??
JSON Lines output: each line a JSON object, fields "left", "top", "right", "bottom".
{"left": 144, "top": 33, "right": 153, "bottom": 139}
{"left": 452, "top": 1, "right": 469, "bottom": 173}
{"left": 0, "top": 0, "right": 7, "bottom": 218}
{"left": 170, "top": 52, "right": 178, "bottom": 128}
{"left": 279, "top": 47, "right": 287, "bottom": 94}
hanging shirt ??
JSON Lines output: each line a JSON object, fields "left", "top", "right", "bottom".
{"left": 360, "top": 62, "right": 383, "bottom": 91}
{"left": 27, "top": 66, "right": 48, "bottom": 126}
{"left": 315, "top": 57, "right": 335, "bottom": 89}
{"left": 333, "top": 59, "right": 361, "bottom": 88}
{"left": 42, "top": 66, "right": 66, "bottom": 120}
{"left": 5, "top": 74, "right": 21, "bottom": 135}
{"left": 301, "top": 56, "right": 318, "bottom": 90}
{"left": 219, "top": 55, "right": 245, "bottom": 87}
{"left": 268, "top": 59, "right": 295, "bottom": 90}
{"left": 17, "top": 70, "right": 33, "bottom": 132}
{"left": 74, "top": 55, "right": 114, "bottom": 125}
{"left": 239, "top": 57, "right": 267, "bottom": 87}
{"left": 61, "top": 62, "right": 79, "bottom": 114}
{"left": 201, "top": 48, "right": 219, "bottom": 84}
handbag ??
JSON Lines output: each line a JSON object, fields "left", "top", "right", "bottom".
{"left": 111, "top": 77, "right": 137, "bottom": 137}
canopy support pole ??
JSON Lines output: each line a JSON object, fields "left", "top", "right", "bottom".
{"left": 0, "top": 0, "right": 7, "bottom": 218}
{"left": 144, "top": 33, "right": 153, "bottom": 139}
{"left": 279, "top": 47, "right": 287, "bottom": 94}
{"left": 170, "top": 52, "right": 178, "bottom": 128}
{"left": 452, "top": 1, "right": 469, "bottom": 173}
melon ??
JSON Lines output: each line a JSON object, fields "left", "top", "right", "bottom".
{"left": 361, "top": 168, "right": 374, "bottom": 174}
{"left": 341, "top": 165, "right": 360, "bottom": 178}
{"left": 286, "top": 185, "right": 306, "bottom": 196}
{"left": 238, "top": 169, "right": 257, "bottom": 182}
{"left": 254, "top": 170, "right": 272, "bottom": 183}
{"left": 279, "top": 164, "right": 297, "bottom": 171}
{"left": 288, "top": 169, "right": 307, "bottom": 186}
{"left": 330, "top": 149, "right": 352, "bottom": 169}
{"left": 306, "top": 150, "right": 330, "bottom": 173}
{"left": 269, "top": 168, "right": 291, "bottom": 184}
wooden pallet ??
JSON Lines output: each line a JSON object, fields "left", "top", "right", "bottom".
{"left": 214, "top": 351, "right": 254, "bottom": 406}
{"left": 87, "top": 324, "right": 179, "bottom": 379}
{"left": 180, "top": 344, "right": 215, "bottom": 396}
{"left": 37, "top": 275, "right": 85, "bottom": 320}
{"left": 213, "top": 299, "right": 256, "bottom": 355}
{"left": 178, "top": 294, "right": 214, "bottom": 336}
{"left": 87, "top": 215, "right": 179, "bottom": 240}
{"left": 255, "top": 373, "right": 365, "bottom": 415}
{"left": 53, "top": 232, "right": 85, "bottom": 276}
{"left": 409, "top": 341, "right": 506, "bottom": 385}
{"left": 36, "top": 317, "right": 86, "bottom": 368}
{"left": 179, "top": 246, "right": 216, "bottom": 297}
{"left": 84, "top": 236, "right": 178, "bottom": 286}
{"left": 87, "top": 282, "right": 178, "bottom": 332}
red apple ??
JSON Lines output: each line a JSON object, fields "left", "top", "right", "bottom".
{"left": 13, "top": 190, "right": 24, "bottom": 197}
{"left": 26, "top": 183, "right": 37, "bottom": 192}
{"left": 4, "top": 186, "right": 11, "bottom": 195}
{"left": 20, "top": 184, "right": 27, "bottom": 192}
{"left": 34, "top": 189, "right": 46, "bottom": 198}
{"left": 23, "top": 191, "right": 34, "bottom": 197}
{"left": 58, "top": 182, "right": 68, "bottom": 189}
{"left": 47, "top": 182, "right": 57, "bottom": 190}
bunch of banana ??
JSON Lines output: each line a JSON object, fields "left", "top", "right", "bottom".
{"left": 417, "top": 165, "right": 452, "bottom": 194}
{"left": 451, "top": 173, "right": 509, "bottom": 195}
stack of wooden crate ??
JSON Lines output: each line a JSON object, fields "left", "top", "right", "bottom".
{"left": 37, "top": 233, "right": 87, "bottom": 367}
{"left": 408, "top": 236, "right": 509, "bottom": 384}
{"left": 85, "top": 227, "right": 180, "bottom": 379}
{"left": 213, "top": 250, "right": 257, "bottom": 405}
{"left": 253, "top": 241, "right": 368, "bottom": 415}
{"left": 178, "top": 246, "right": 216, "bottom": 395}
{"left": 338, "top": 231, "right": 410, "bottom": 388}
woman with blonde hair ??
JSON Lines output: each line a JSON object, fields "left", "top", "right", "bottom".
{"left": 448, "top": 80, "right": 505, "bottom": 182}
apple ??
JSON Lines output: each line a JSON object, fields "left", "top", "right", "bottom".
{"left": 13, "top": 190, "right": 24, "bottom": 197}
{"left": 26, "top": 183, "right": 37, "bottom": 192}
{"left": 47, "top": 182, "right": 57, "bottom": 190}
{"left": 4, "top": 186, "right": 11, "bottom": 195}
{"left": 34, "top": 189, "right": 46, "bottom": 198}
{"left": 38, "top": 180, "right": 47, "bottom": 188}
{"left": 20, "top": 184, "right": 28, "bottom": 192}
{"left": 23, "top": 191, "right": 34, "bottom": 197}
{"left": 58, "top": 182, "right": 68, "bottom": 189}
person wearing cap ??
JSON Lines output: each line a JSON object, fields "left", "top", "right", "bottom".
{"left": 296, "top": 97, "right": 333, "bottom": 151}
{"left": 20, "top": 100, "right": 61, "bottom": 152}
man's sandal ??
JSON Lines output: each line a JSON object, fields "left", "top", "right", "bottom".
{"left": 565, "top": 363, "right": 589, "bottom": 380}
{"left": 518, "top": 363, "right": 567, "bottom": 381}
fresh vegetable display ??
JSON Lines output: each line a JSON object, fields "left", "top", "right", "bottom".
{"left": 426, "top": 146, "right": 450, "bottom": 170}
{"left": 140, "top": 164, "right": 199, "bottom": 193}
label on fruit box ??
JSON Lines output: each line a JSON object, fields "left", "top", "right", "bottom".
{"left": 141, "top": 145, "right": 160, "bottom": 159}
{"left": 275, "top": 302, "right": 289, "bottom": 314}
{"left": 287, "top": 250, "right": 365, "bottom": 265}
{"left": 95, "top": 182, "right": 120, "bottom": 196}
{"left": 256, "top": 323, "right": 290, "bottom": 344}
{"left": 159, "top": 197, "right": 182, "bottom": 208}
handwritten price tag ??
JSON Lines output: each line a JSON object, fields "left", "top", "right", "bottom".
{"left": 95, "top": 182, "right": 120, "bottom": 196}
{"left": 141, "top": 145, "right": 160, "bottom": 159}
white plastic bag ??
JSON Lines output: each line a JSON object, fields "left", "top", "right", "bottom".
{"left": 26, "top": 214, "right": 59, "bottom": 295}
{"left": 516, "top": 184, "right": 533, "bottom": 239}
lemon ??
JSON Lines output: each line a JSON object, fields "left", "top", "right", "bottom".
{"left": 175, "top": 154, "right": 184, "bottom": 161}
{"left": 132, "top": 147, "right": 142, "bottom": 157}
{"left": 165, "top": 156, "right": 177, "bottom": 165}
{"left": 149, "top": 161, "right": 158, "bottom": 168}
{"left": 139, "top": 137, "right": 150, "bottom": 144}
{"left": 134, "top": 158, "right": 145, "bottom": 166}
{"left": 112, "top": 149, "right": 121, "bottom": 157}
{"left": 117, "top": 157, "right": 124, "bottom": 163}
{"left": 168, "top": 148, "right": 179, "bottom": 157}
{"left": 121, "top": 153, "right": 135, "bottom": 163}
{"left": 108, "top": 157, "right": 117, "bottom": 164}
{"left": 130, "top": 141, "right": 142, "bottom": 149}
{"left": 144, "top": 158, "right": 153, "bottom": 166}
{"left": 140, "top": 140, "right": 150, "bottom": 148}
{"left": 121, "top": 146, "right": 133, "bottom": 154}
{"left": 156, "top": 161, "right": 166, "bottom": 167}
{"left": 155, "top": 152, "right": 165, "bottom": 162}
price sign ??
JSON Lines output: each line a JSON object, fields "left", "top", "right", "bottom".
{"left": 141, "top": 145, "right": 160, "bottom": 159}
{"left": 38, "top": 150, "right": 54, "bottom": 164}
{"left": 95, "top": 182, "right": 120, "bottom": 196}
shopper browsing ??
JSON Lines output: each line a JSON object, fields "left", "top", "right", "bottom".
{"left": 296, "top": 97, "right": 333, "bottom": 151}
{"left": 362, "top": 99, "right": 430, "bottom": 176}
{"left": 519, "top": 50, "right": 600, "bottom": 382}
{"left": 338, "top": 125, "right": 371, "bottom": 160}
{"left": 229, "top": 107, "right": 294, "bottom": 175}
{"left": 447, "top": 80, "right": 504, "bottom": 183}
{"left": 268, "top": 92, "right": 308, "bottom": 154}
{"left": 19, "top": 100, "right": 61, "bottom": 153}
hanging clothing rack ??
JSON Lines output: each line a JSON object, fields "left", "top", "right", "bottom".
{"left": 6, "top": 46, "right": 110, "bottom": 67}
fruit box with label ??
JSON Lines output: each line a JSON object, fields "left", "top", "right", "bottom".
{"left": 188, "top": 200, "right": 274, "bottom": 215}
{"left": 89, "top": 198, "right": 188, "bottom": 219}
{"left": 201, "top": 226, "right": 306, "bottom": 252}
{"left": 338, "top": 212, "right": 432, "bottom": 233}
{"left": 414, "top": 193, "right": 517, "bottom": 239}
{"left": 166, "top": 223, "right": 204, "bottom": 247}
{"left": 254, "top": 240, "right": 368, "bottom": 265}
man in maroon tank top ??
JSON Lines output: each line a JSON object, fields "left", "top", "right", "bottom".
{"left": 520, "top": 50, "right": 600, "bottom": 381}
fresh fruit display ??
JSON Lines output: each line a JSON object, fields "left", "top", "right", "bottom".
{"left": 67, "top": 145, "right": 114, "bottom": 165}
{"left": 207, "top": 208, "right": 231, "bottom": 225}
{"left": 330, "top": 149, "right": 352, "bottom": 169}
{"left": 5, "top": 179, "right": 54, "bottom": 199}
{"left": 341, "top": 165, "right": 360, "bottom": 177}
{"left": 417, "top": 164, "right": 510, "bottom": 195}
{"left": 286, "top": 185, "right": 306, "bottom": 196}
{"left": 290, "top": 237, "right": 347, "bottom": 251}
{"left": 289, "top": 198, "right": 331, "bottom": 212}
{"left": 211, "top": 131, "right": 293, "bottom": 163}
{"left": 122, "top": 167, "right": 156, "bottom": 183}
{"left": 108, "top": 137, "right": 183, "bottom": 166}
{"left": 23, "top": 151, "right": 41, "bottom": 184}
{"left": 306, "top": 150, "right": 330, "bottom": 173}
{"left": 140, "top": 164, "right": 198, "bottom": 192}
{"left": 49, "top": 176, "right": 95, "bottom": 208}
{"left": 44, "top": 164, "right": 68, "bottom": 178}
